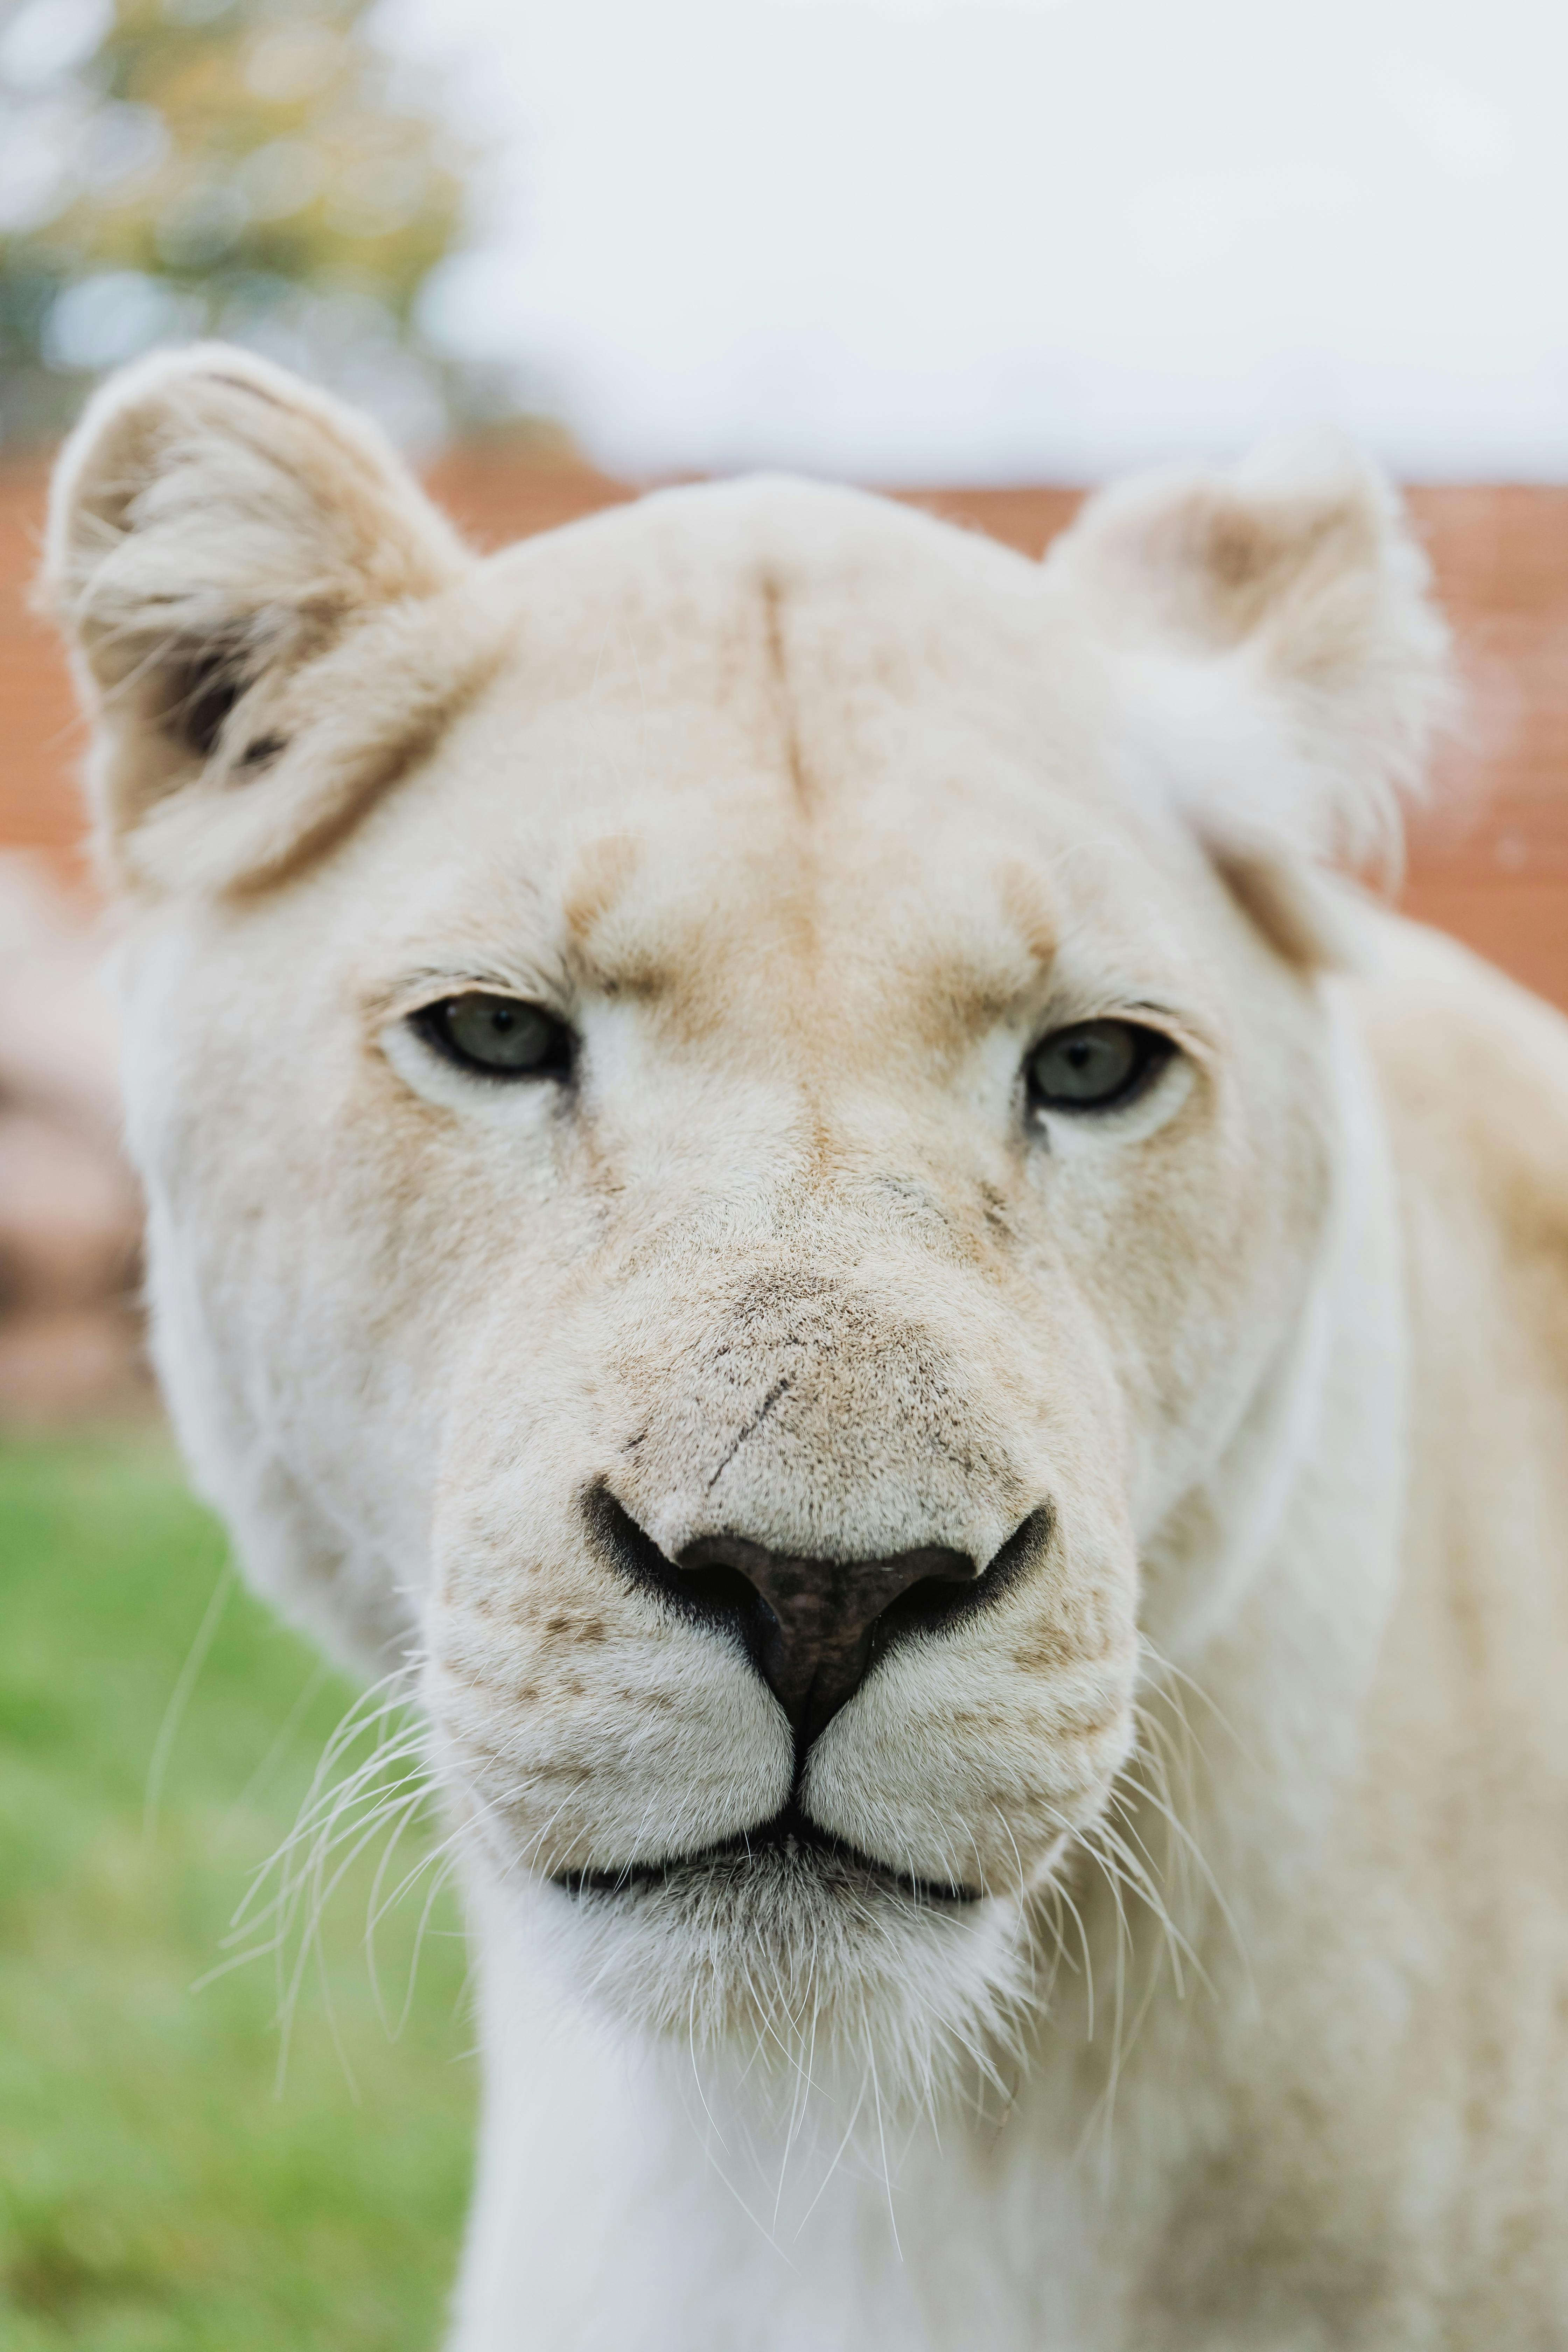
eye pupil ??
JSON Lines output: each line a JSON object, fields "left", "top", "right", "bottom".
{"left": 416, "top": 993, "right": 572, "bottom": 1080}
{"left": 1026, "top": 1019, "right": 1169, "bottom": 1114}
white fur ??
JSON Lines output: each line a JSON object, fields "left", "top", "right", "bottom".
{"left": 42, "top": 350, "right": 1568, "bottom": 2348}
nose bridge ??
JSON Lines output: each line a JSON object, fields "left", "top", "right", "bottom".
{"left": 621, "top": 1209, "right": 1030, "bottom": 1574}
{"left": 727, "top": 1124, "right": 977, "bottom": 1296}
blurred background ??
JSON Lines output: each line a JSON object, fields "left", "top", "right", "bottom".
{"left": 1, "top": 0, "right": 1566, "bottom": 2343}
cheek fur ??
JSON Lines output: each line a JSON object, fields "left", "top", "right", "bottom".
{"left": 427, "top": 1583, "right": 793, "bottom": 1876}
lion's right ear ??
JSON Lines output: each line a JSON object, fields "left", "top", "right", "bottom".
{"left": 42, "top": 343, "right": 475, "bottom": 892}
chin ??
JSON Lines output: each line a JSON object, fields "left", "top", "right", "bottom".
{"left": 513, "top": 1814, "right": 1045, "bottom": 2113}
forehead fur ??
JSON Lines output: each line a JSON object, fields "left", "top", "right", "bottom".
{"left": 435, "top": 477, "right": 1112, "bottom": 847}
{"left": 442, "top": 479, "right": 1102, "bottom": 845}
{"left": 481, "top": 472, "right": 1060, "bottom": 682}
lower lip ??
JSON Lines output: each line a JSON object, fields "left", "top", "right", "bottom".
{"left": 555, "top": 1813, "right": 983, "bottom": 1906}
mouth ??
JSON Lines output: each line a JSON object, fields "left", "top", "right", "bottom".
{"left": 554, "top": 1802, "right": 984, "bottom": 1907}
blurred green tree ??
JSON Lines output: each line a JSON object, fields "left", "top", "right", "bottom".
{"left": 0, "top": 0, "right": 486, "bottom": 449}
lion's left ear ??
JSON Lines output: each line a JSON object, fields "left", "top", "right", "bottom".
{"left": 1044, "top": 433, "right": 1453, "bottom": 961}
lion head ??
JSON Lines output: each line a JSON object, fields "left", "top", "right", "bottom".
{"left": 45, "top": 349, "right": 1446, "bottom": 2099}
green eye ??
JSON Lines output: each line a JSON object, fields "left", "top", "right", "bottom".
{"left": 1026, "top": 1019, "right": 1172, "bottom": 1113}
{"left": 416, "top": 993, "right": 573, "bottom": 1079}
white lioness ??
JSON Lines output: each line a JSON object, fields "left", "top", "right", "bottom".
{"left": 46, "top": 348, "right": 1568, "bottom": 2350}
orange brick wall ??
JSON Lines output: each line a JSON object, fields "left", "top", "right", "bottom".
{"left": 5, "top": 459, "right": 1565, "bottom": 1005}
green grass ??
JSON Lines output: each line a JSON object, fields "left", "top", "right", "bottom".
{"left": 0, "top": 1434, "right": 474, "bottom": 2351}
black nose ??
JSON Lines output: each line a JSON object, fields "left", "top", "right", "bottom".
{"left": 676, "top": 1527, "right": 982, "bottom": 1741}
{"left": 586, "top": 1486, "right": 1040, "bottom": 1745}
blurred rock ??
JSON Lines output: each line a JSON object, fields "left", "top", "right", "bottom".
{"left": 0, "top": 854, "right": 149, "bottom": 1423}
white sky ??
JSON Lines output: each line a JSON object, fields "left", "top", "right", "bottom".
{"left": 377, "top": 0, "right": 1568, "bottom": 482}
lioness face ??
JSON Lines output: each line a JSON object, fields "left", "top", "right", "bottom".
{"left": 50, "top": 356, "right": 1437, "bottom": 2078}
{"left": 120, "top": 482, "right": 1330, "bottom": 2060}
